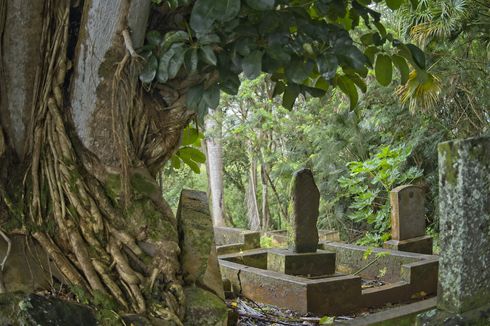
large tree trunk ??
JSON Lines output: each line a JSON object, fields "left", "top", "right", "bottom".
{"left": 204, "top": 108, "right": 226, "bottom": 227}
{"left": 0, "top": 0, "right": 203, "bottom": 323}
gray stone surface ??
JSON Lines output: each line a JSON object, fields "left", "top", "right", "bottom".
{"left": 2, "top": 235, "right": 62, "bottom": 293}
{"left": 0, "top": 293, "right": 97, "bottom": 326}
{"left": 214, "top": 226, "right": 260, "bottom": 249}
{"left": 390, "top": 185, "right": 426, "bottom": 240}
{"left": 177, "top": 189, "right": 225, "bottom": 300}
{"left": 220, "top": 246, "right": 438, "bottom": 316}
{"left": 267, "top": 249, "right": 336, "bottom": 276}
{"left": 437, "top": 136, "right": 490, "bottom": 314}
{"left": 384, "top": 235, "right": 433, "bottom": 255}
{"left": 183, "top": 287, "right": 228, "bottom": 326}
{"left": 288, "top": 168, "right": 320, "bottom": 253}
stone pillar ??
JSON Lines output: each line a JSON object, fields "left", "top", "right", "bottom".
{"left": 177, "top": 190, "right": 228, "bottom": 325}
{"left": 288, "top": 168, "right": 320, "bottom": 253}
{"left": 268, "top": 169, "right": 336, "bottom": 276}
{"left": 417, "top": 136, "right": 490, "bottom": 324}
{"left": 383, "top": 185, "right": 433, "bottom": 254}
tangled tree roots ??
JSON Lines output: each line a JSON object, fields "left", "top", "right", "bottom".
{"left": 0, "top": 0, "right": 200, "bottom": 324}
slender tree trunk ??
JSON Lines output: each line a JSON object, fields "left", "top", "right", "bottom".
{"left": 204, "top": 108, "right": 226, "bottom": 227}
{"left": 246, "top": 155, "right": 261, "bottom": 231}
{"left": 261, "top": 163, "right": 271, "bottom": 231}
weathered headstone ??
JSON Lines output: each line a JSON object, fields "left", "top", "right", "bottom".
{"left": 417, "top": 136, "right": 490, "bottom": 324}
{"left": 390, "top": 185, "right": 426, "bottom": 240}
{"left": 289, "top": 168, "right": 320, "bottom": 253}
{"left": 384, "top": 185, "right": 433, "bottom": 254}
{"left": 176, "top": 189, "right": 227, "bottom": 325}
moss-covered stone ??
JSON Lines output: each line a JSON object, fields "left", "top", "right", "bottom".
{"left": 177, "top": 190, "right": 224, "bottom": 299}
{"left": 437, "top": 136, "right": 490, "bottom": 314}
{"left": 0, "top": 293, "right": 97, "bottom": 326}
{"left": 183, "top": 287, "right": 227, "bottom": 326}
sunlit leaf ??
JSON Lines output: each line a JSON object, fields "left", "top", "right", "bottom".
{"left": 375, "top": 53, "right": 392, "bottom": 86}
{"left": 336, "top": 75, "right": 358, "bottom": 109}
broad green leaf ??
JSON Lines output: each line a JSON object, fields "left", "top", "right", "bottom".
{"left": 364, "top": 46, "right": 378, "bottom": 65}
{"left": 214, "top": 0, "right": 241, "bottom": 22}
{"left": 168, "top": 44, "right": 185, "bottom": 79}
{"left": 245, "top": 0, "right": 275, "bottom": 10}
{"left": 198, "top": 33, "right": 221, "bottom": 45}
{"left": 200, "top": 45, "right": 217, "bottom": 66}
{"left": 386, "top": 0, "right": 403, "bottom": 10}
{"left": 186, "top": 84, "right": 204, "bottom": 110}
{"left": 314, "top": 77, "right": 329, "bottom": 91}
{"left": 317, "top": 55, "right": 338, "bottom": 80}
{"left": 391, "top": 54, "right": 409, "bottom": 84}
{"left": 338, "top": 46, "right": 370, "bottom": 72}
{"left": 375, "top": 53, "right": 392, "bottom": 86}
{"left": 182, "top": 127, "right": 199, "bottom": 146}
{"left": 190, "top": 0, "right": 240, "bottom": 32}
{"left": 185, "top": 48, "right": 199, "bottom": 73}
{"left": 272, "top": 81, "right": 286, "bottom": 97}
{"left": 286, "top": 59, "right": 313, "bottom": 84}
{"left": 157, "top": 48, "right": 176, "bottom": 83}
{"left": 406, "top": 44, "right": 426, "bottom": 69}
{"left": 179, "top": 147, "right": 206, "bottom": 163}
{"left": 203, "top": 84, "right": 220, "bottom": 109}
{"left": 266, "top": 45, "right": 291, "bottom": 64}
{"left": 179, "top": 154, "right": 201, "bottom": 173}
{"left": 242, "top": 50, "right": 263, "bottom": 79}
{"left": 374, "top": 21, "right": 386, "bottom": 37}
{"left": 170, "top": 155, "right": 181, "bottom": 169}
{"left": 190, "top": 0, "right": 218, "bottom": 33}
{"left": 162, "top": 31, "right": 188, "bottom": 49}
{"left": 219, "top": 71, "right": 240, "bottom": 95}
{"left": 336, "top": 75, "right": 358, "bottom": 109}
{"left": 146, "top": 30, "right": 163, "bottom": 46}
{"left": 139, "top": 55, "right": 158, "bottom": 83}
{"left": 319, "top": 315, "right": 335, "bottom": 325}
{"left": 282, "top": 83, "right": 300, "bottom": 110}
{"left": 360, "top": 33, "right": 374, "bottom": 46}
{"left": 302, "top": 85, "right": 326, "bottom": 98}
{"left": 347, "top": 73, "right": 367, "bottom": 93}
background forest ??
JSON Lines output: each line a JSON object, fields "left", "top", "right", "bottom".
{"left": 163, "top": 0, "right": 489, "bottom": 246}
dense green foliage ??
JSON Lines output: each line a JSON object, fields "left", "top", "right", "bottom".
{"left": 143, "top": 0, "right": 428, "bottom": 115}
{"left": 161, "top": 0, "right": 489, "bottom": 244}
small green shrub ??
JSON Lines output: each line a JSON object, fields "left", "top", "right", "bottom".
{"left": 338, "top": 145, "right": 423, "bottom": 245}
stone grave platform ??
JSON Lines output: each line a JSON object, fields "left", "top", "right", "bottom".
{"left": 267, "top": 248, "right": 336, "bottom": 276}
{"left": 214, "top": 226, "right": 261, "bottom": 255}
{"left": 219, "top": 169, "right": 439, "bottom": 316}
{"left": 219, "top": 242, "right": 438, "bottom": 315}
{"left": 264, "top": 229, "right": 340, "bottom": 247}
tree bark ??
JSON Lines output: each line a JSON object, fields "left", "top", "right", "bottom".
{"left": 246, "top": 155, "right": 261, "bottom": 231}
{"left": 0, "top": 0, "right": 202, "bottom": 323}
{"left": 260, "top": 163, "right": 271, "bottom": 231}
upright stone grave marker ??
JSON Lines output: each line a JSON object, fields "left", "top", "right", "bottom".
{"left": 288, "top": 168, "right": 320, "bottom": 253}
{"left": 417, "top": 136, "right": 490, "bottom": 324}
{"left": 177, "top": 189, "right": 228, "bottom": 326}
{"left": 384, "top": 185, "right": 433, "bottom": 254}
{"left": 268, "top": 168, "right": 336, "bottom": 276}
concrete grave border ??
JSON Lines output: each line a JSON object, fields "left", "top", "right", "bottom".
{"left": 219, "top": 242, "right": 438, "bottom": 315}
